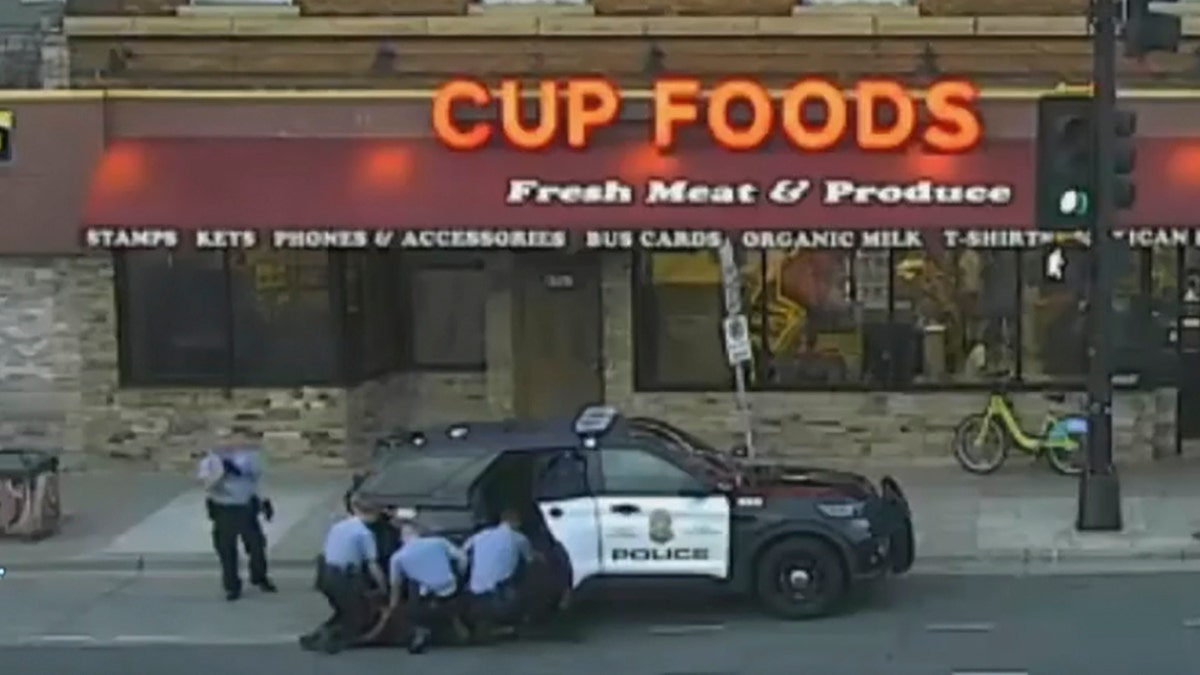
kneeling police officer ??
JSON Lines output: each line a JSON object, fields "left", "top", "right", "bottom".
{"left": 382, "top": 519, "right": 469, "bottom": 653}
{"left": 304, "top": 497, "right": 388, "bottom": 654}
{"left": 463, "top": 508, "right": 540, "bottom": 641}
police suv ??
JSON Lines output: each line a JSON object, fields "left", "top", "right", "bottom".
{"left": 352, "top": 406, "right": 914, "bottom": 619}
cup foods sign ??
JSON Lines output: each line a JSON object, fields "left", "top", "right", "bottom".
{"left": 430, "top": 77, "right": 984, "bottom": 153}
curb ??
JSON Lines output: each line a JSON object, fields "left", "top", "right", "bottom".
{"left": 6, "top": 547, "right": 1200, "bottom": 575}
{"left": 918, "top": 546, "right": 1200, "bottom": 565}
{"left": 0, "top": 555, "right": 319, "bottom": 574}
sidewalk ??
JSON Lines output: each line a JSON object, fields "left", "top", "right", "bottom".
{"left": 3, "top": 459, "right": 1200, "bottom": 574}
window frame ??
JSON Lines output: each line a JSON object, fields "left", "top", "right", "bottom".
{"left": 114, "top": 249, "right": 235, "bottom": 388}
{"left": 532, "top": 449, "right": 598, "bottom": 502}
{"left": 630, "top": 247, "right": 1173, "bottom": 394}
{"left": 114, "top": 249, "right": 344, "bottom": 389}
{"left": 595, "top": 443, "right": 713, "bottom": 497}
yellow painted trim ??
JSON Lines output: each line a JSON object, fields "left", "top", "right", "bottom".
{"left": 3, "top": 88, "right": 1200, "bottom": 103}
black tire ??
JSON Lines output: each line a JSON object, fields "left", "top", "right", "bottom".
{"left": 754, "top": 536, "right": 847, "bottom": 620}
{"left": 1046, "top": 440, "right": 1084, "bottom": 476}
{"left": 952, "top": 413, "right": 1009, "bottom": 474}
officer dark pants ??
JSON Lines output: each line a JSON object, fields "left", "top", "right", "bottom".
{"left": 208, "top": 501, "right": 268, "bottom": 593}
{"left": 523, "top": 553, "right": 570, "bottom": 624}
{"left": 405, "top": 592, "right": 467, "bottom": 646}
{"left": 309, "top": 565, "right": 376, "bottom": 653}
{"left": 466, "top": 582, "right": 524, "bottom": 642}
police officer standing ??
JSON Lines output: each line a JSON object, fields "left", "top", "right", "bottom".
{"left": 198, "top": 428, "right": 276, "bottom": 601}
{"left": 384, "top": 519, "right": 468, "bottom": 653}
{"left": 308, "top": 496, "right": 388, "bottom": 654}
{"left": 463, "top": 507, "right": 539, "bottom": 640}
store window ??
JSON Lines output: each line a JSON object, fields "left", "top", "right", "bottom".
{"left": 633, "top": 251, "right": 731, "bottom": 390}
{"left": 1019, "top": 248, "right": 1088, "bottom": 381}
{"left": 228, "top": 250, "right": 340, "bottom": 386}
{"left": 403, "top": 253, "right": 488, "bottom": 370}
{"left": 118, "top": 250, "right": 230, "bottom": 386}
{"left": 1119, "top": 247, "right": 1178, "bottom": 384}
{"left": 633, "top": 241, "right": 1179, "bottom": 392}
{"left": 892, "top": 247, "right": 1019, "bottom": 384}
{"left": 117, "top": 250, "right": 341, "bottom": 387}
{"left": 341, "top": 250, "right": 403, "bottom": 382}
{"left": 753, "top": 250, "right": 873, "bottom": 388}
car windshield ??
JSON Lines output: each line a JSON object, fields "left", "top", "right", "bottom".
{"left": 629, "top": 418, "right": 739, "bottom": 477}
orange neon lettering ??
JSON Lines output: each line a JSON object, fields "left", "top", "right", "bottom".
{"left": 566, "top": 78, "right": 620, "bottom": 149}
{"left": 652, "top": 78, "right": 702, "bottom": 151}
{"left": 856, "top": 80, "right": 916, "bottom": 151}
{"left": 431, "top": 79, "right": 491, "bottom": 150}
{"left": 923, "top": 80, "right": 983, "bottom": 153}
{"left": 431, "top": 77, "right": 981, "bottom": 153}
{"left": 499, "top": 79, "right": 558, "bottom": 151}
{"left": 708, "top": 80, "right": 773, "bottom": 151}
{"left": 780, "top": 79, "right": 847, "bottom": 152}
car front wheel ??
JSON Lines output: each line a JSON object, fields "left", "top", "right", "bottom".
{"left": 754, "top": 536, "right": 847, "bottom": 620}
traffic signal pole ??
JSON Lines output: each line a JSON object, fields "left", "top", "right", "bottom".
{"left": 1077, "top": 0, "right": 1123, "bottom": 531}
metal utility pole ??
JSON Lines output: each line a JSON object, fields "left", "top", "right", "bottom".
{"left": 1077, "top": 0, "right": 1122, "bottom": 531}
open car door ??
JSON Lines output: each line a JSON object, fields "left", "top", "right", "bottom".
{"left": 534, "top": 450, "right": 602, "bottom": 589}
{"left": 881, "top": 476, "right": 915, "bottom": 574}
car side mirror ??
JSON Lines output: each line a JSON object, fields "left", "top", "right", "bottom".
{"left": 731, "top": 444, "right": 749, "bottom": 458}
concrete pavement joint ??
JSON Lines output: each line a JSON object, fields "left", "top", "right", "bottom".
{"left": 924, "top": 623, "right": 995, "bottom": 633}
{"left": 26, "top": 635, "right": 97, "bottom": 643}
{"left": 16, "top": 635, "right": 299, "bottom": 647}
{"left": 648, "top": 624, "right": 726, "bottom": 635}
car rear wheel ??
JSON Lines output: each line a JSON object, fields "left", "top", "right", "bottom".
{"left": 754, "top": 537, "right": 847, "bottom": 620}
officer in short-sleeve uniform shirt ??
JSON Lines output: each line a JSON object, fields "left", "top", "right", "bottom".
{"left": 306, "top": 497, "right": 389, "bottom": 653}
{"left": 197, "top": 429, "right": 276, "bottom": 601}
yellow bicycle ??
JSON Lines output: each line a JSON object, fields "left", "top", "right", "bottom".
{"left": 953, "top": 385, "right": 1086, "bottom": 476}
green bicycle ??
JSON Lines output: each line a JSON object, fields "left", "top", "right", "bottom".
{"left": 952, "top": 385, "right": 1086, "bottom": 476}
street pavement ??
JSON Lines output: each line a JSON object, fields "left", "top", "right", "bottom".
{"left": 2, "top": 570, "right": 1200, "bottom": 674}
{"left": 6, "top": 459, "right": 1200, "bottom": 574}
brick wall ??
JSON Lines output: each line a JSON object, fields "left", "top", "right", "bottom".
{"left": 0, "top": 257, "right": 86, "bottom": 461}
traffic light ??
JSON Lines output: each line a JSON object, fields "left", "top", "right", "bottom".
{"left": 1036, "top": 94, "right": 1093, "bottom": 230}
{"left": 1112, "top": 108, "right": 1137, "bottom": 209}
{"left": 1123, "top": 0, "right": 1182, "bottom": 58}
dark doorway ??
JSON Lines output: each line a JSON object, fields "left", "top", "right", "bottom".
{"left": 513, "top": 253, "right": 604, "bottom": 419}
{"left": 1178, "top": 318, "right": 1200, "bottom": 442}
{"left": 1179, "top": 261, "right": 1200, "bottom": 447}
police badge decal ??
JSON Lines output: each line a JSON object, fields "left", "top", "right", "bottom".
{"left": 648, "top": 509, "right": 674, "bottom": 544}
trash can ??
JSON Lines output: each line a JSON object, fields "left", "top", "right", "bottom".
{"left": 0, "top": 449, "right": 61, "bottom": 540}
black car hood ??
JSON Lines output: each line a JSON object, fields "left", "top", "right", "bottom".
{"left": 736, "top": 461, "right": 877, "bottom": 499}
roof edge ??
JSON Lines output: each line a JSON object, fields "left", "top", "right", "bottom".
{"left": 7, "top": 87, "right": 1200, "bottom": 103}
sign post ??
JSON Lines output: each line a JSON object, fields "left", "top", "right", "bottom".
{"left": 717, "top": 239, "right": 756, "bottom": 458}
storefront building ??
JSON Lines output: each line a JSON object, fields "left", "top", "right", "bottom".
{"left": 3, "top": 91, "right": 1200, "bottom": 468}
